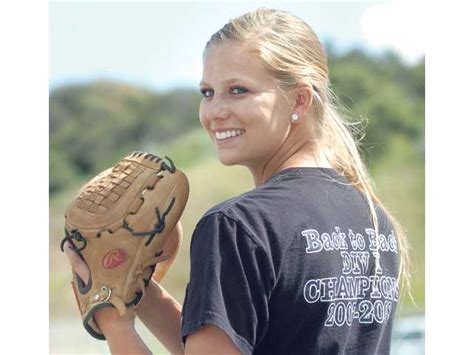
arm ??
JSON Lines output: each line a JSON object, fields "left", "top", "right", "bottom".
{"left": 65, "top": 224, "right": 241, "bottom": 355}
{"left": 136, "top": 280, "right": 184, "bottom": 354}
{"left": 135, "top": 222, "right": 185, "bottom": 354}
{"left": 94, "top": 307, "right": 152, "bottom": 355}
{"left": 135, "top": 223, "right": 242, "bottom": 354}
{"left": 185, "top": 325, "right": 242, "bottom": 355}
{"left": 136, "top": 281, "right": 242, "bottom": 355}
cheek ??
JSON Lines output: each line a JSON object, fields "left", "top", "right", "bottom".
{"left": 199, "top": 103, "right": 211, "bottom": 132}
{"left": 198, "top": 101, "right": 206, "bottom": 127}
{"left": 199, "top": 104, "right": 216, "bottom": 143}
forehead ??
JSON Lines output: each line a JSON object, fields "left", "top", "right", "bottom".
{"left": 201, "top": 42, "right": 275, "bottom": 87}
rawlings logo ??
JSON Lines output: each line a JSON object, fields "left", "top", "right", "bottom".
{"left": 102, "top": 249, "right": 127, "bottom": 269}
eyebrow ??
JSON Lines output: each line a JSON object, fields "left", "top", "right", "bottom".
{"left": 199, "top": 78, "right": 251, "bottom": 87}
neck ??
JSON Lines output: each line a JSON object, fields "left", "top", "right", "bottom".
{"left": 247, "top": 129, "right": 332, "bottom": 187}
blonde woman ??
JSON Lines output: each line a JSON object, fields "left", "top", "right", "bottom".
{"left": 65, "top": 8, "right": 409, "bottom": 354}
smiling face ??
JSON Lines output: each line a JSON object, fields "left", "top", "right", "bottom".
{"left": 199, "top": 41, "right": 294, "bottom": 172}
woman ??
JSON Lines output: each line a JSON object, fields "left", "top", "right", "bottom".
{"left": 65, "top": 7, "right": 409, "bottom": 354}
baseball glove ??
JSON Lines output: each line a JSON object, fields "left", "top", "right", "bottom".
{"left": 60, "top": 151, "right": 189, "bottom": 340}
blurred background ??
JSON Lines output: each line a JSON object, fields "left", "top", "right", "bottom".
{"left": 49, "top": 1, "right": 424, "bottom": 354}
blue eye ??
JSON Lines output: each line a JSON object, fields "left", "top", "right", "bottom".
{"left": 231, "top": 87, "right": 247, "bottom": 94}
{"left": 200, "top": 89, "right": 213, "bottom": 98}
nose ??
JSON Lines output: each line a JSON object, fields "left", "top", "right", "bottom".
{"left": 207, "top": 97, "right": 230, "bottom": 121}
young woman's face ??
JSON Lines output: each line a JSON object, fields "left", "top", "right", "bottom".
{"left": 199, "top": 41, "right": 294, "bottom": 170}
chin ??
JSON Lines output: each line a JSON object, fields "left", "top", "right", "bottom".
{"left": 217, "top": 152, "right": 241, "bottom": 166}
{"left": 218, "top": 157, "right": 238, "bottom": 166}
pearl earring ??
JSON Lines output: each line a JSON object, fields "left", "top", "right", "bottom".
{"left": 291, "top": 113, "right": 299, "bottom": 123}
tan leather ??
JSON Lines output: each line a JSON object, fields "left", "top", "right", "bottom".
{"left": 63, "top": 152, "right": 189, "bottom": 340}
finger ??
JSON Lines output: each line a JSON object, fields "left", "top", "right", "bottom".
{"left": 64, "top": 242, "right": 90, "bottom": 284}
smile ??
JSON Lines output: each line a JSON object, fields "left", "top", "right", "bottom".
{"left": 215, "top": 129, "right": 245, "bottom": 141}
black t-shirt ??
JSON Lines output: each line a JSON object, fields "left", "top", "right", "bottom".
{"left": 181, "top": 167, "right": 400, "bottom": 354}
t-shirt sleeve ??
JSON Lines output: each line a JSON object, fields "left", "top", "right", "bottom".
{"left": 180, "top": 212, "right": 274, "bottom": 355}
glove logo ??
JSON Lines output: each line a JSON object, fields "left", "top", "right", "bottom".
{"left": 102, "top": 249, "right": 127, "bottom": 269}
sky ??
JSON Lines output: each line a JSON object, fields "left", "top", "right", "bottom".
{"left": 49, "top": 1, "right": 425, "bottom": 92}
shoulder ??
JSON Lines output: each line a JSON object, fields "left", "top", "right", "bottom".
{"left": 192, "top": 201, "right": 261, "bottom": 250}
{"left": 196, "top": 185, "right": 282, "bottom": 244}
{"left": 188, "top": 186, "right": 288, "bottom": 268}
{"left": 201, "top": 168, "right": 350, "bottom": 224}
{"left": 195, "top": 168, "right": 353, "bottom": 244}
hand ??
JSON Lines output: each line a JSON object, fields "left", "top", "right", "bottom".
{"left": 151, "top": 220, "right": 183, "bottom": 283}
{"left": 63, "top": 241, "right": 136, "bottom": 330}
{"left": 64, "top": 241, "right": 152, "bottom": 353}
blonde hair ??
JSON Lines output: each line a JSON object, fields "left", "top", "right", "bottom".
{"left": 205, "top": 8, "right": 411, "bottom": 299}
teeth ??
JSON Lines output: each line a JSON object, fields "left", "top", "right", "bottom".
{"left": 215, "top": 129, "right": 245, "bottom": 140}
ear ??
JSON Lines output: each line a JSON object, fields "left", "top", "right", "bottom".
{"left": 291, "top": 84, "right": 313, "bottom": 120}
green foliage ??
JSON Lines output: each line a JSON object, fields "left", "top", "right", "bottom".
{"left": 49, "top": 80, "right": 202, "bottom": 192}
{"left": 328, "top": 49, "right": 424, "bottom": 163}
